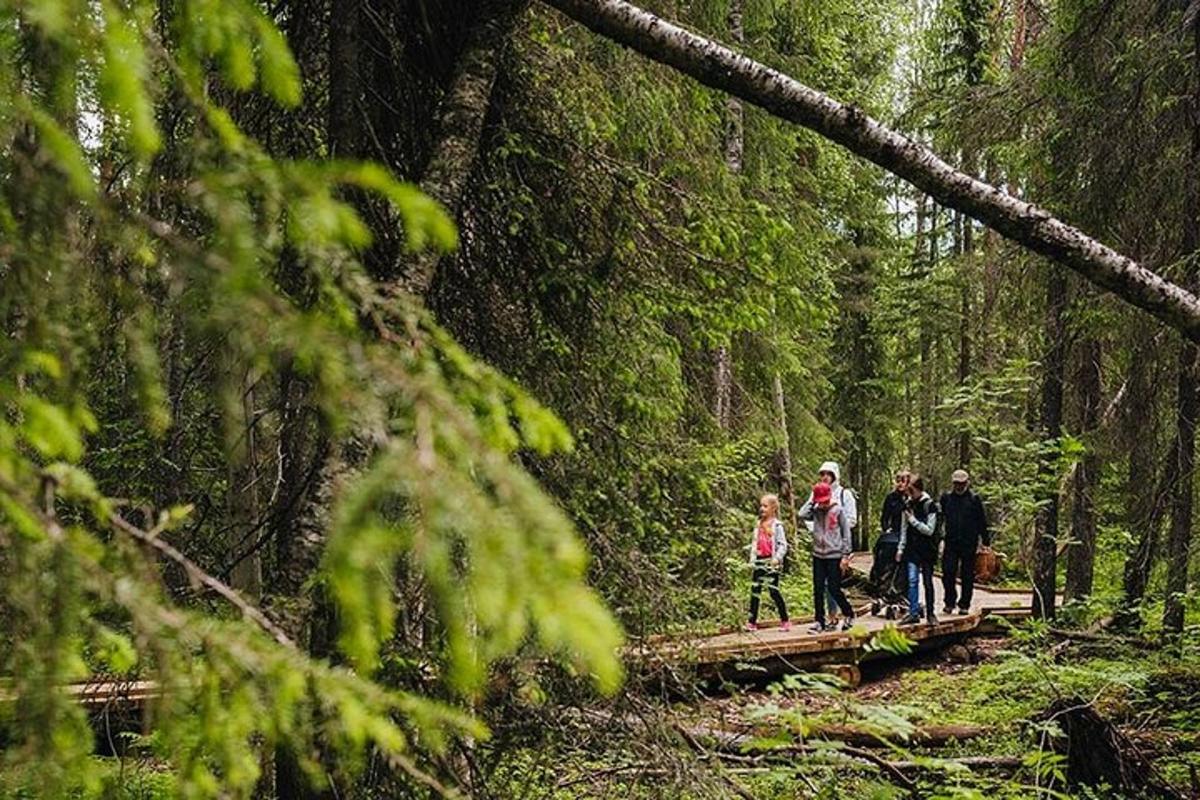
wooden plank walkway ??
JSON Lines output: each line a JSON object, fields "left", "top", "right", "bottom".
{"left": 639, "top": 552, "right": 1047, "bottom": 685}
{"left": 5, "top": 555, "right": 1050, "bottom": 707}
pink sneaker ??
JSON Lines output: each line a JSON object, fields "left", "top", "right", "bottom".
{"left": 744, "top": 622, "right": 759, "bottom": 632}
{"left": 779, "top": 621, "right": 792, "bottom": 632}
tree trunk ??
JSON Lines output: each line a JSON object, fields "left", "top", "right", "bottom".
{"left": 957, "top": 217, "right": 972, "bottom": 468}
{"left": 923, "top": 204, "right": 939, "bottom": 464}
{"left": 722, "top": 0, "right": 744, "bottom": 175}
{"left": 1033, "top": 266, "right": 1068, "bottom": 619}
{"left": 713, "top": 0, "right": 742, "bottom": 432}
{"left": 543, "top": 0, "right": 1200, "bottom": 340}
{"left": 1164, "top": 18, "right": 1200, "bottom": 636}
{"left": 1164, "top": 339, "right": 1197, "bottom": 635}
{"left": 1119, "top": 334, "right": 1163, "bottom": 628}
{"left": 1010, "top": 0, "right": 1028, "bottom": 70}
{"left": 328, "top": 0, "right": 361, "bottom": 158}
{"left": 398, "top": 0, "right": 525, "bottom": 299}
{"left": 1065, "top": 336, "right": 1101, "bottom": 602}
{"left": 714, "top": 348, "right": 732, "bottom": 430}
{"left": 772, "top": 373, "right": 798, "bottom": 535}
{"left": 226, "top": 369, "right": 264, "bottom": 598}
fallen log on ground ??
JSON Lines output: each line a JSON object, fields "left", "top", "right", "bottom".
{"left": 717, "top": 745, "right": 1024, "bottom": 790}
{"left": 816, "top": 722, "right": 986, "bottom": 747}
{"left": 679, "top": 719, "right": 987, "bottom": 750}
{"left": 1047, "top": 627, "right": 1157, "bottom": 650}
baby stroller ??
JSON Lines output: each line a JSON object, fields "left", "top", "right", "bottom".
{"left": 866, "top": 537, "right": 909, "bottom": 620}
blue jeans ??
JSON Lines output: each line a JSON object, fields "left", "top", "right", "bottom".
{"left": 906, "top": 560, "right": 935, "bottom": 618}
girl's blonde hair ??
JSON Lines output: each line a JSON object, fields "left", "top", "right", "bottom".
{"left": 760, "top": 494, "right": 780, "bottom": 517}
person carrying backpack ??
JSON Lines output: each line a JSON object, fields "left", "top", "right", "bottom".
{"left": 939, "top": 469, "right": 991, "bottom": 615}
{"left": 745, "top": 494, "right": 790, "bottom": 631}
{"left": 800, "top": 481, "right": 855, "bottom": 632}
{"left": 801, "top": 461, "right": 858, "bottom": 625}
{"left": 895, "top": 474, "right": 940, "bottom": 625}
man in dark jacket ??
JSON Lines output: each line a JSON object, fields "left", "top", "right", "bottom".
{"left": 939, "top": 469, "right": 990, "bottom": 615}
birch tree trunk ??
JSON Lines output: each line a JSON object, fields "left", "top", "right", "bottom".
{"left": 712, "top": 0, "right": 742, "bottom": 431}
{"left": 542, "top": 0, "right": 1200, "bottom": 340}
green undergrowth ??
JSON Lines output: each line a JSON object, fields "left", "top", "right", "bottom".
{"left": 1, "top": 758, "right": 175, "bottom": 799}
{"left": 733, "top": 636, "right": 1200, "bottom": 798}
{"left": 10, "top": 642, "right": 1200, "bottom": 798}
{"left": 610, "top": 633, "right": 1200, "bottom": 798}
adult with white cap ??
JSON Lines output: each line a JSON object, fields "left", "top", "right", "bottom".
{"left": 938, "top": 468, "right": 991, "bottom": 615}
{"left": 801, "top": 461, "right": 858, "bottom": 534}
{"left": 800, "top": 461, "right": 859, "bottom": 624}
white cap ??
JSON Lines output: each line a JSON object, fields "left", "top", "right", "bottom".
{"left": 951, "top": 469, "right": 970, "bottom": 483}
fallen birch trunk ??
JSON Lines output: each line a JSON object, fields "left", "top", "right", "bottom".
{"left": 542, "top": 0, "right": 1200, "bottom": 340}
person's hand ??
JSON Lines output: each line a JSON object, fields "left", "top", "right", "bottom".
{"left": 840, "top": 556, "right": 851, "bottom": 572}
{"left": 894, "top": 551, "right": 901, "bottom": 563}
{"left": 770, "top": 558, "right": 781, "bottom": 570}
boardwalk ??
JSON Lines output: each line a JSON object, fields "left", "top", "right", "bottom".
{"left": 643, "top": 553, "right": 1046, "bottom": 686}
{"left": 13, "top": 555, "right": 1047, "bottom": 710}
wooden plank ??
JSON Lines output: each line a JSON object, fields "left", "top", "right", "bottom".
{"left": 643, "top": 551, "right": 1056, "bottom": 678}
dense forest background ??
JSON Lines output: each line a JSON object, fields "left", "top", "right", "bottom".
{"left": 2, "top": 0, "right": 1200, "bottom": 797}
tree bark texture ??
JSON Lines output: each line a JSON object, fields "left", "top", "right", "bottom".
{"left": 1120, "top": 335, "right": 1163, "bottom": 627}
{"left": 328, "top": 0, "right": 362, "bottom": 158}
{"left": 1033, "top": 266, "right": 1068, "bottom": 619}
{"left": 226, "top": 370, "right": 264, "bottom": 598}
{"left": 713, "top": 0, "right": 742, "bottom": 431}
{"left": 1065, "top": 336, "right": 1101, "bottom": 602}
{"left": 399, "top": 0, "right": 524, "bottom": 299}
{"left": 772, "top": 372, "right": 798, "bottom": 535}
{"left": 542, "top": 0, "right": 1200, "bottom": 340}
{"left": 1164, "top": 340, "right": 1198, "bottom": 634}
{"left": 1164, "top": 18, "right": 1200, "bottom": 635}
{"left": 713, "top": 347, "right": 732, "bottom": 430}
{"left": 957, "top": 276, "right": 972, "bottom": 467}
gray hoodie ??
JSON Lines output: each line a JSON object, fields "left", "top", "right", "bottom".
{"left": 799, "top": 499, "right": 852, "bottom": 559}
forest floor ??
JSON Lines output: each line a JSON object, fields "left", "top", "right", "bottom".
{"left": 522, "top": 629, "right": 1200, "bottom": 800}
{"left": 5, "top": 619, "right": 1199, "bottom": 799}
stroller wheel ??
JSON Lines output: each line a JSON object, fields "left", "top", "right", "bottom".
{"left": 871, "top": 600, "right": 882, "bottom": 616}
{"left": 885, "top": 605, "right": 897, "bottom": 620}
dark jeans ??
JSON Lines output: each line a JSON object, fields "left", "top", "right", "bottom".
{"left": 942, "top": 545, "right": 977, "bottom": 610}
{"left": 813, "top": 557, "right": 853, "bottom": 625}
{"left": 906, "top": 560, "right": 936, "bottom": 618}
{"left": 749, "top": 562, "right": 788, "bottom": 623}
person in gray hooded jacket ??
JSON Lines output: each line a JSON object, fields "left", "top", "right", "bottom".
{"left": 799, "top": 481, "right": 855, "bottom": 632}
{"left": 801, "top": 461, "right": 858, "bottom": 623}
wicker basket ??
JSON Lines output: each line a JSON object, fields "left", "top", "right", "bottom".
{"left": 974, "top": 547, "right": 1003, "bottom": 583}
